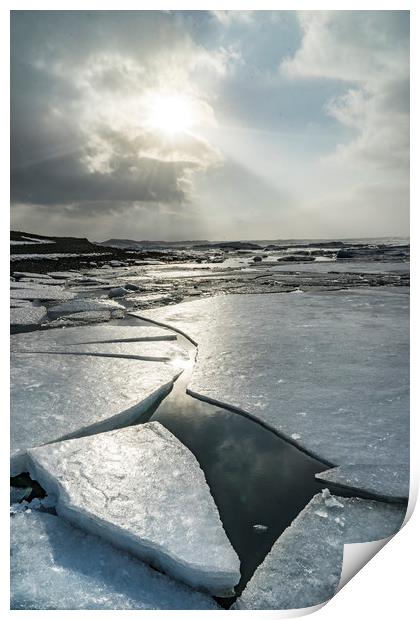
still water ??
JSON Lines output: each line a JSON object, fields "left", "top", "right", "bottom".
{"left": 143, "top": 331, "right": 329, "bottom": 597}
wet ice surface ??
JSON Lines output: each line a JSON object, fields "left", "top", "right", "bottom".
{"left": 11, "top": 325, "right": 187, "bottom": 362}
{"left": 11, "top": 324, "right": 176, "bottom": 349}
{"left": 11, "top": 511, "right": 220, "bottom": 610}
{"left": 265, "top": 261, "right": 409, "bottom": 274}
{"left": 235, "top": 490, "right": 406, "bottom": 610}
{"left": 27, "top": 423, "right": 241, "bottom": 596}
{"left": 140, "top": 288, "right": 409, "bottom": 493}
{"left": 316, "top": 465, "right": 409, "bottom": 502}
{"left": 11, "top": 352, "right": 180, "bottom": 474}
{"left": 147, "top": 338, "right": 328, "bottom": 595}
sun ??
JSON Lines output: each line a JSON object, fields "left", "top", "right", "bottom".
{"left": 146, "top": 94, "right": 195, "bottom": 135}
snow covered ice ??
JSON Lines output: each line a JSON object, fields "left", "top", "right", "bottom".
{"left": 234, "top": 489, "right": 406, "bottom": 610}
{"left": 10, "top": 342, "right": 183, "bottom": 473}
{"left": 140, "top": 288, "right": 409, "bottom": 494}
{"left": 26, "top": 422, "right": 241, "bottom": 595}
{"left": 11, "top": 511, "right": 220, "bottom": 610}
{"left": 316, "top": 465, "right": 409, "bottom": 501}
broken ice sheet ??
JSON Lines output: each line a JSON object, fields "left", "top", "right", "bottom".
{"left": 140, "top": 288, "right": 409, "bottom": 493}
{"left": 26, "top": 422, "right": 241, "bottom": 596}
{"left": 48, "top": 298, "right": 124, "bottom": 319}
{"left": 11, "top": 353, "right": 181, "bottom": 474}
{"left": 11, "top": 324, "right": 176, "bottom": 350}
{"left": 234, "top": 490, "right": 406, "bottom": 610}
{"left": 316, "top": 465, "right": 409, "bottom": 501}
{"left": 11, "top": 511, "right": 220, "bottom": 610}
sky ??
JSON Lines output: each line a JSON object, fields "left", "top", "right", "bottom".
{"left": 10, "top": 10, "right": 409, "bottom": 241}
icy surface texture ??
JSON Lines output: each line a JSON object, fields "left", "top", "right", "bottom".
{"left": 10, "top": 285, "right": 75, "bottom": 301}
{"left": 27, "top": 423, "right": 241, "bottom": 595}
{"left": 11, "top": 511, "right": 219, "bottom": 610}
{"left": 11, "top": 354, "right": 179, "bottom": 474}
{"left": 141, "top": 289, "right": 409, "bottom": 474}
{"left": 48, "top": 298, "right": 124, "bottom": 318}
{"left": 235, "top": 490, "right": 406, "bottom": 610}
{"left": 10, "top": 305, "right": 47, "bottom": 328}
{"left": 11, "top": 324, "right": 187, "bottom": 362}
{"left": 316, "top": 465, "right": 409, "bottom": 501}
{"left": 11, "top": 324, "right": 175, "bottom": 350}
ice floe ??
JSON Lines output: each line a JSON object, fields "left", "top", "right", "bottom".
{"left": 48, "top": 298, "right": 124, "bottom": 319}
{"left": 26, "top": 422, "right": 241, "bottom": 595}
{"left": 10, "top": 305, "right": 47, "bottom": 330}
{"left": 316, "top": 465, "right": 409, "bottom": 501}
{"left": 11, "top": 353, "right": 181, "bottom": 474}
{"left": 11, "top": 511, "right": 220, "bottom": 610}
{"left": 10, "top": 286, "right": 75, "bottom": 301}
{"left": 139, "top": 289, "right": 409, "bottom": 491}
{"left": 234, "top": 489, "right": 406, "bottom": 609}
{"left": 11, "top": 324, "right": 176, "bottom": 351}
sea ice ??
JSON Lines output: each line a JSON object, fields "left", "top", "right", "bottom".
{"left": 140, "top": 288, "right": 409, "bottom": 494}
{"left": 48, "top": 298, "right": 124, "bottom": 318}
{"left": 26, "top": 422, "right": 241, "bottom": 595}
{"left": 234, "top": 490, "right": 406, "bottom": 610}
{"left": 11, "top": 324, "right": 176, "bottom": 353}
{"left": 10, "top": 305, "right": 47, "bottom": 329}
{"left": 316, "top": 465, "right": 409, "bottom": 501}
{"left": 11, "top": 353, "right": 181, "bottom": 474}
{"left": 11, "top": 511, "right": 220, "bottom": 610}
{"left": 10, "top": 286, "right": 75, "bottom": 301}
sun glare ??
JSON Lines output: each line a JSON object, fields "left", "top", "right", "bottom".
{"left": 146, "top": 94, "right": 195, "bottom": 135}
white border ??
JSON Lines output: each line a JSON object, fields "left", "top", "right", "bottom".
{"left": 1, "top": 3, "right": 417, "bottom": 619}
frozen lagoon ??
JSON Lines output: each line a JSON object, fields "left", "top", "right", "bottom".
{"left": 139, "top": 288, "right": 409, "bottom": 495}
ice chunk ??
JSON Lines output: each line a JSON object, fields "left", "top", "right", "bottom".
{"left": 26, "top": 423, "right": 241, "bottom": 596}
{"left": 10, "top": 305, "right": 47, "bottom": 329}
{"left": 10, "top": 486, "right": 31, "bottom": 503}
{"left": 11, "top": 354, "right": 181, "bottom": 474}
{"left": 48, "top": 298, "right": 124, "bottom": 319}
{"left": 10, "top": 286, "right": 75, "bottom": 301}
{"left": 234, "top": 492, "right": 406, "bottom": 609}
{"left": 11, "top": 511, "right": 219, "bottom": 609}
{"left": 140, "top": 288, "right": 409, "bottom": 492}
{"left": 316, "top": 465, "right": 409, "bottom": 501}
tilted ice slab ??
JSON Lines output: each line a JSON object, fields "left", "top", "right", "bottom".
{"left": 10, "top": 285, "right": 75, "bottom": 301}
{"left": 139, "top": 289, "right": 409, "bottom": 481}
{"left": 316, "top": 465, "right": 409, "bottom": 502}
{"left": 26, "top": 423, "right": 241, "bottom": 596}
{"left": 235, "top": 490, "right": 406, "bottom": 610}
{"left": 11, "top": 511, "right": 219, "bottom": 610}
{"left": 10, "top": 305, "right": 47, "bottom": 329}
{"left": 11, "top": 354, "right": 180, "bottom": 474}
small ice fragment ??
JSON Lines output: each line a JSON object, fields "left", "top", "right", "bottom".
{"left": 291, "top": 433, "right": 301, "bottom": 440}
{"left": 322, "top": 488, "right": 344, "bottom": 509}
{"left": 314, "top": 509, "right": 328, "bottom": 519}
{"left": 253, "top": 524, "right": 268, "bottom": 533}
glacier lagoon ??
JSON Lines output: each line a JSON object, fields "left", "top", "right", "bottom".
{"left": 10, "top": 242, "right": 409, "bottom": 610}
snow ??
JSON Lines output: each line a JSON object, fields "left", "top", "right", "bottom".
{"left": 316, "top": 465, "right": 409, "bottom": 501}
{"left": 11, "top": 353, "right": 181, "bottom": 474}
{"left": 11, "top": 238, "right": 55, "bottom": 245}
{"left": 234, "top": 490, "right": 406, "bottom": 610}
{"left": 48, "top": 298, "right": 124, "bottom": 318}
{"left": 140, "top": 289, "right": 409, "bottom": 493}
{"left": 26, "top": 422, "right": 241, "bottom": 596}
{"left": 10, "top": 305, "right": 47, "bottom": 328}
{"left": 11, "top": 511, "right": 220, "bottom": 610}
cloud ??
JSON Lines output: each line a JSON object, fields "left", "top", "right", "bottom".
{"left": 281, "top": 11, "right": 409, "bottom": 171}
{"left": 11, "top": 11, "right": 223, "bottom": 213}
